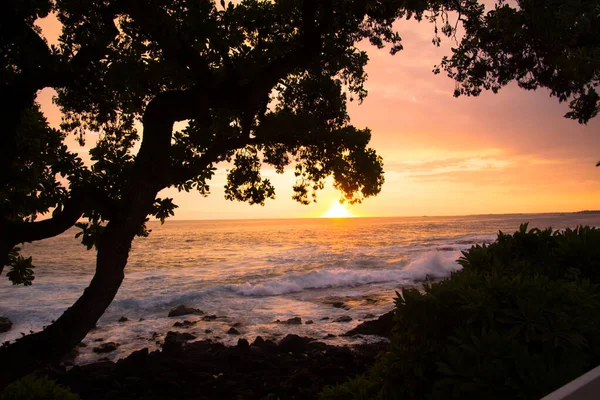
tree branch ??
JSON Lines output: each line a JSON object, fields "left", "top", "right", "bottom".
{"left": 123, "top": 0, "right": 212, "bottom": 85}
{"left": 0, "top": 190, "right": 86, "bottom": 274}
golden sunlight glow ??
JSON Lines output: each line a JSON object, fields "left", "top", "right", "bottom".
{"left": 321, "top": 201, "right": 356, "bottom": 218}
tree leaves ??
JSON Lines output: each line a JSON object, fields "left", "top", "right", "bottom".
{"left": 438, "top": 0, "right": 600, "bottom": 124}
{"left": 6, "top": 247, "right": 35, "bottom": 286}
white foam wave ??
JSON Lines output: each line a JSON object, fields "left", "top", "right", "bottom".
{"left": 400, "top": 250, "right": 462, "bottom": 279}
{"left": 233, "top": 250, "right": 462, "bottom": 296}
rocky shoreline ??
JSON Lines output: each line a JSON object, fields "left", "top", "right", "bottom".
{"left": 49, "top": 335, "right": 387, "bottom": 400}
{"left": 45, "top": 310, "right": 396, "bottom": 399}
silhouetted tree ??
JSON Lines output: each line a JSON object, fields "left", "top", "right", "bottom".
{"left": 436, "top": 0, "right": 600, "bottom": 124}
{"left": 1, "top": 0, "right": 598, "bottom": 385}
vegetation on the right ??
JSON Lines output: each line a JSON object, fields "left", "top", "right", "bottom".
{"left": 321, "top": 224, "right": 600, "bottom": 400}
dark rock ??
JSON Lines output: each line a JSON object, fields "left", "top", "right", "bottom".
{"left": 283, "top": 317, "right": 302, "bottom": 325}
{"left": 116, "top": 348, "right": 148, "bottom": 372}
{"left": 263, "top": 339, "right": 278, "bottom": 350}
{"left": 93, "top": 342, "right": 119, "bottom": 353}
{"left": 363, "top": 313, "right": 376, "bottom": 319}
{"left": 173, "top": 320, "right": 196, "bottom": 328}
{"left": 305, "top": 320, "right": 314, "bottom": 325}
{"left": 278, "top": 334, "right": 312, "bottom": 353}
{"left": 93, "top": 338, "right": 104, "bottom": 342}
{"left": 118, "top": 316, "right": 129, "bottom": 323}
{"left": 307, "top": 341, "right": 328, "bottom": 352}
{"left": 232, "top": 322, "right": 242, "bottom": 327}
{"left": 165, "top": 331, "right": 196, "bottom": 343}
{"left": 343, "top": 310, "right": 395, "bottom": 338}
{"left": 77, "top": 342, "right": 87, "bottom": 348}
{"left": 333, "top": 316, "right": 352, "bottom": 323}
{"left": 324, "top": 334, "right": 336, "bottom": 339}
{"left": 227, "top": 327, "right": 240, "bottom": 335}
{"left": 252, "top": 336, "right": 265, "bottom": 347}
{"left": 205, "top": 329, "right": 213, "bottom": 334}
{"left": 163, "top": 331, "right": 196, "bottom": 352}
{"left": 138, "top": 318, "right": 145, "bottom": 322}
{"left": 331, "top": 301, "right": 350, "bottom": 310}
{"left": 53, "top": 334, "right": 382, "bottom": 400}
{"left": 237, "top": 338, "right": 250, "bottom": 350}
{"left": 201, "top": 314, "right": 217, "bottom": 321}
{"left": 320, "top": 317, "right": 330, "bottom": 320}
{"left": 168, "top": 305, "right": 203, "bottom": 317}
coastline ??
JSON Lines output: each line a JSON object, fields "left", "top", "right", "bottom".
{"left": 48, "top": 312, "right": 395, "bottom": 400}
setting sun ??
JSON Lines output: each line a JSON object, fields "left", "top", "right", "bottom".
{"left": 321, "top": 201, "right": 356, "bottom": 218}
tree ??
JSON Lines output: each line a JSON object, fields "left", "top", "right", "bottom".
{"left": 436, "top": 0, "right": 600, "bottom": 124}
{"left": 1, "top": 0, "right": 598, "bottom": 386}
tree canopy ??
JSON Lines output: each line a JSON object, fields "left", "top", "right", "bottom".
{"left": 1, "top": 0, "right": 599, "bottom": 386}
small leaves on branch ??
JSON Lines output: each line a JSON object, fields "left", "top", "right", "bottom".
{"left": 6, "top": 248, "right": 35, "bottom": 286}
{"left": 153, "top": 198, "right": 178, "bottom": 224}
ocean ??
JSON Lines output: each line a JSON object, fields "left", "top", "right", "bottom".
{"left": 2, "top": 213, "right": 600, "bottom": 364}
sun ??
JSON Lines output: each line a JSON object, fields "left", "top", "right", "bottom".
{"left": 321, "top": 201, "right": 356, "bottom": 218}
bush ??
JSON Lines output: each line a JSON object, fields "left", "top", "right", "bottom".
{"left": 0, "top": 375, "right": 79, "bottom": 400}
{"left": 458, "top": 224, "right": 600, "bottom": 282}
{"left": 321, "top": 225, "right": 600, "bottom": 400}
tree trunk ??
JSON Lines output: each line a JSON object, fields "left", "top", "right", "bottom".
{"left": 0, "top": 186, "right": 158, "bottom": 387}
{"left": 0, "top": 106, "right": 173, "bottom": 387}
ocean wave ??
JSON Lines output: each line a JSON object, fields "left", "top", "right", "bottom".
{"left": 232, "top": 250, "right": 462, "bottom": 296}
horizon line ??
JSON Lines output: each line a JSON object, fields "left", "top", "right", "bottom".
{"left": 150, "top": 210, "right": 599, "bottom": 223}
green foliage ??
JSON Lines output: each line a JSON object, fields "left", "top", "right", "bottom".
{"left": 1, "top": 105, "right": 83, "bottom": 223}
{"left": 6, "top": 247, "right": 35, "bottom": 286}
{"left": 437, "top": 0, "right": 600, "bottom": 124}
{"left": 1, "top": 105, "right": 83, "bottom": 284}
{"left": 0, "top": 375, "right": 79, "bottom": 400}
{"left": 458, "top": 224, "right": 600, "bottom": 282}
{"left": 153, "top": 198, "right": 178, "bottom": 224}
{"left": 323, "top": 225, "right": 600, "bottom": 400}
{"left": 320, "top": 375, "right": 382, "bottom": 400}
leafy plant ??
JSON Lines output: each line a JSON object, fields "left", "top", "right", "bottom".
{"left": 0, "top": 375, "right": 79, "bottom": 400}
{"left": 322, "top": 225, "right": 600, "bottom": 400}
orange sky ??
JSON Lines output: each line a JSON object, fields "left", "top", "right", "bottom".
{"left": 35, "top": 13, "right": 600, "bottom": 220}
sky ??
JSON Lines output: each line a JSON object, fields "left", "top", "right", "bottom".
{"left": 35, "top": 11, "right": 600, "bottom": 220}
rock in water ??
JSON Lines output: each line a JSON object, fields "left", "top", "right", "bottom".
{"left": 343, "top": 310, "right": 395, "bottom": 338}
{"left": 278, "top": 334, "right": 312, "bottom": 353}
{"left": 173, "top": 320, "right": 196, "bottom": 328}
{"left": 93, "top": 342, "right": 120, "bottom": 353}
{"left": 284, "top": 317, "right": 302, "bottom": 325}
{"left": 163, "top": 331, "right": 196, "bottom": 352}
{"left": 168, "top": 305, "right": 203, "bottom": 317}
{"left": 333, "top": 316, "right": 352, "bottom": 323}
{"left": 118, "top": 316, "right": 129, "bottom": 323}
{"left": 331, "top": 301, "right": 350, "bottom": 310}
{"left": 227, "top": 327, "right": 240, "bottom": 335}
{"left": 164, "top": 331, "right": 196, "bottom": 343}
{"left": 0, "top": 317, "right": 13, "bottom": 333}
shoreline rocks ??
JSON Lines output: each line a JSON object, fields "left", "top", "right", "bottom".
{"left": 168, "top": 305, "right": 204, "bottom": 317}
{"left": 0, "top": 317, "right": 12, "bottom": 333}
{"left": 52, "top": 334, "right": 386, "bottom": 400}
{"left": 92, "top": 342, "right": 119, "bottom": 354}
{"left": 343, "top": 310, "right": 395, "bottom": 338}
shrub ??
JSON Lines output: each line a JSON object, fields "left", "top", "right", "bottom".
{"left": 0, "top": 375, "right": 79, "bottom": 400}
{"left": 458, "top": 224, "right": 600, "bottom": 282}
{"left": 321, "top": 225, "right": 600, "bottom": 400}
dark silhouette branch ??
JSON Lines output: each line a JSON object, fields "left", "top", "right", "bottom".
{"left": 123, "top": 0, "right": 212, "bottom": 85}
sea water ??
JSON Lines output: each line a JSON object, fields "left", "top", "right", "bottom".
{"left": 2, "top": 213, "right": 600, "bottom": 364}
